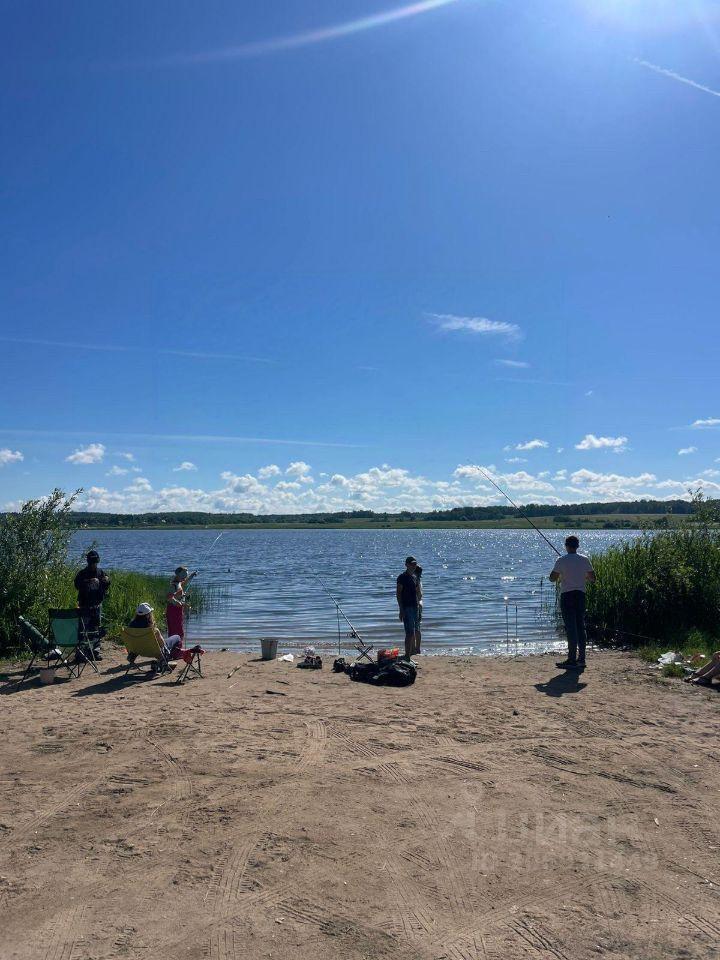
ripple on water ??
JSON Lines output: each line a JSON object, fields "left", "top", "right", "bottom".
{"left": 69, "top": 527, "right": 641, "bottom": 652}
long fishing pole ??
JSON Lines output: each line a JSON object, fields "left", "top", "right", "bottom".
{"left": 196, "top": 532, "right": 224, "bottom": 572}
{"left": 477, "top": 470, "right": 668, "bottom": 645}
{"left": 476, "top": 467, "right": 561, "bottom": 557}
{"left": 184, "top": 532, "right": 223, "bottom": 642}
{"left": 312, "top": 573, "right": 366, "bottom": 646}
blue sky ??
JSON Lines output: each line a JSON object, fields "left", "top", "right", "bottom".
{"left": 1, "top": 0, "right": 719, "bottom": 513}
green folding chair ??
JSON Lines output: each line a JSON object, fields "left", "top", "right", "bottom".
{"left": 14, "top": 617, "right": 62, "bottom": 687}
{"left": 48, "top": 608, "right": 99, "bottom": 679}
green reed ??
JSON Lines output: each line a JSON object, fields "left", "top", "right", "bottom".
{"left": 586, "top": 526, "right": 720, "bottom": 648}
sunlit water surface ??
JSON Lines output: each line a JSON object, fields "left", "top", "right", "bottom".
{"left": 69, "top": 528, "right": 641, "bottom": 655}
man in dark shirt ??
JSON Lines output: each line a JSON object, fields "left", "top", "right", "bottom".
{"left": 74, "top": 550, "right": 110, "bottom": 659}
{"left": 396, "top": 556, "right": 422, "bottom": 659}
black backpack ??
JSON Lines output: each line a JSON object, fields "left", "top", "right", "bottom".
{"left": 373, "top": 660, "right": 416, "bottom": 687}
{"left": 347, "top": 659, "right": 417, "bottom": 687}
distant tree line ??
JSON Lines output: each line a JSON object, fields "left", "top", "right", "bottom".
{"left": 12, "top": 498, "right": 698, "bottom": 528}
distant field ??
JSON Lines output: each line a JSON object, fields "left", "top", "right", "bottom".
{"left": 73, "top": 513, "right": 678, "bottom": 531}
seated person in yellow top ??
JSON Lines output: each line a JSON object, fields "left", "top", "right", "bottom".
{"left": 126, "top": 603, "right": 182, "bottom": 664}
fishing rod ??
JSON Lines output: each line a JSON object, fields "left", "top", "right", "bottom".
{"left": 195, "top": 532, "right": 224, "bottom": 573}
{"left": 312, "top": 573, "right": 365, "bottom": 641}
{"left": 183, "top": 532, "right": 224, "bottom": 641}
{"left": 476, "top": 467, "right": 561, "bottom": 557}
{"left": 312, "top": 572, "right": 372, "bottom": 658}
{"left": 477, "top": 470, "right": 669, "bottom": 646}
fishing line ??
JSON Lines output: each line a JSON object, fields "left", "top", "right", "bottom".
{"left": 476, "top": 471, "right": 667, "bottom": 646}
{"left": 475, "top": 467, "right": 561, "bottom": 557}
{"left": 184, "top": 532, "right": 224, "bottom": 641}
{"left": 312, "top": 572, "right": 366, "bottom": 646}
{"left": 196, "top": 532, "right": 224, "bottom": 572}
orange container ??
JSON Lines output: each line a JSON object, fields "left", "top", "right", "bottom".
{"left": 377, "top": 647, "right": 399, "bottom": 662}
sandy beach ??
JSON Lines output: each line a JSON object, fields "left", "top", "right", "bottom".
{"left": 1, "top": 649, "right": 718, "bottom": 960}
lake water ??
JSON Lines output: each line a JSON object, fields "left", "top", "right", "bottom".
{"left": 69, "top": 528, "right": 640, "bottom": 656}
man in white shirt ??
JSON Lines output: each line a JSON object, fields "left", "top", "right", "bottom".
{"left": 549, "top": 536, "right": 596, "bottom": 668}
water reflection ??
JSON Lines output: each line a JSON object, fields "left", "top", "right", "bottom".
{"left": 69, "top": 528, "right": 640, "bottom": 654}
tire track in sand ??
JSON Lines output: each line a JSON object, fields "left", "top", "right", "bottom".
{"left": 206, "top": 717, "right": 327, "bottom": 960}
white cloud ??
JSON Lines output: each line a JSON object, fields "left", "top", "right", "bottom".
{"left": 453, "top": 464, "right": 554, "bottom": 493}
{"left": 691, "top": 418, "right": 720, "bottom": 429}
{"left": 66, "top": 442, "right": 105, "bottom": 465}
{"left": 220, "top": 471, "right": 267, "bottom": 494}
{"left": 429, "top": 313, "right": 522, "bottom": 341}
{"left": 495, "top": 359, "right": 530, "bottom": 368}
{"left": 173, "top": 461, "right": 197, "bottom": 472}
{"left": 117, "top": 452, "right": 135, "bottom": 461}
{"left": 65, "top": 457, "right": 720, "bottom": 515}
{"left": 515, "top": 439, "right": 549, "bottom": 452}
{"left": 655, "top": 477, "right": 720, "bottom": 495}
{"left": 0, "top": 449, "right": 23, "bottom": 467}
{"left": 106, "top": 465, "right": 129, "bottom": 477}
{"left": 677, "top": 447, "right": 697, "bottom": 456}
{"left": 569, "top": 469, "right": 657, "bottom": 499}
{"left": 286, "top": 461, "right": 312, "bottom": 481}
{"left": 575, "top": 434, "right": 628, "bottom": 454}
{"left": 258, "top": 464, "right": 281, "bottom": 478}
{"left": 126, "top": 476, "right": 152, "bottom": 492}
{"left": 505, "top": 457, "right": 527, "bottom": 464}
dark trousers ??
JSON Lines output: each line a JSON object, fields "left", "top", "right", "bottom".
{"left": 560, "top": 590, "right": 586, "bottom": 663}
{"left": 78, "top": 606, "right": 103, "bottom": 651}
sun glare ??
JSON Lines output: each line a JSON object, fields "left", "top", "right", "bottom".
{"left": 581, "top": 0, "right": 720, "bottom": 32}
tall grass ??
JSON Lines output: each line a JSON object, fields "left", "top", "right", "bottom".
{"left": 586, "top": 526, "right": 720, "bottom": 648}
{"left": 3, "top": 564, "right": 210, "bottom": 650}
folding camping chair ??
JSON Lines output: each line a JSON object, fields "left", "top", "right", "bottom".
{"left": 121, "top": 626, "right": 171, "bottom": 678}
{"left": 48, "top": 608, "right": 100, "bottom": 678}
{"left": 14, "top": 616, "right": 62, "bottom": 687}
{"left": 174, "top": 646, "right": 204, "bottom": 684}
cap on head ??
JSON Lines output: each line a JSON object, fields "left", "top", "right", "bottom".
{"left": 87, "top": 550, "right": 100, "bottom": 563}
{"left": 175, "top": 566, "right": 188, "bottom": 577}
{"left": 136, "top": 602, "right": 153, "bottom": 616}
{"left": 565, "top": 536, "right": 580, "bottom": 550}
{"left": 405, "top": 556, "right": 417, "bottom": 565}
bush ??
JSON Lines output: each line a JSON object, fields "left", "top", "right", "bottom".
{"left": 587, "top": 518, "right": 720, "bottom": 647}
{"left": 0, "top": 490, "right": 77, "bottom": 652}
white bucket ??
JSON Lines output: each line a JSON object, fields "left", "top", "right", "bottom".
{"left": 260, "top": 638, "right": 278, "bottom": 661}
{"left": 39, "top": 668, "right": 56, "bottom": 686}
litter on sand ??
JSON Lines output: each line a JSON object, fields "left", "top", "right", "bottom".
{"left": 297, "top": 647, "right": 322, "bottom": 670}
{"left": 278, "top": 654, "right": 294, "bottom": 662}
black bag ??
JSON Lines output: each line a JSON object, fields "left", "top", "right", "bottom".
{"left": 373, "top": 660, "right": 416, "bottom": 687}
{"left": 297, "top": 655, "right": 322, "bottom": 670}
{"left": 348, "top": 659, "right": 417, "bottom": 687}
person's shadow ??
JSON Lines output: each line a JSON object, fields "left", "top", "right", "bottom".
{"left": 535, "top": 668, "right": 587, "bottom": 698}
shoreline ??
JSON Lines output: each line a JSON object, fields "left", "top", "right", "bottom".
{"left": 71, "top": 519, "right": 663, "bottom": 531}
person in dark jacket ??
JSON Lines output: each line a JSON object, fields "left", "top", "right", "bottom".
{"left": 396, "top": 556, "right": 422, "bottom": 659}
{"left": 74, "top": 550, "right": 110, "bottom": 659}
